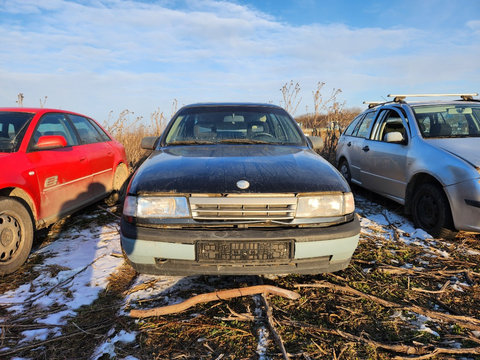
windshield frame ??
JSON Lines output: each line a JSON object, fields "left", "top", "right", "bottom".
{"left": 412, "top": 103, "right": 480, "bottom": 139}
{"left": 160, "top": 105, "right": 307, "bottom": 148}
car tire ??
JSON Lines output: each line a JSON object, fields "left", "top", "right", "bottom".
{"left": 338, "top": 159, "right": 352, "bottom": 184}
{"left": 412, "top": 183, "right": 457, "bottom": 239}
{"left": 0, "top": 197, "right": 34, "bottom": 275}
{"left": 105, "top": 163, "right": 129, "bottom": 206}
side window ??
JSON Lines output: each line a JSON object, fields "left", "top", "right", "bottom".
{"left": 89, "top": 118, "right": 111, "bottom": 142}
{"left": 375, "top": 110, "right": 407, "bottom": 142}
{"left": 69, "top": 115, "right": 104, "bottom": 144}
{"left": 354, "top": 112, "right": 375, "bottom": 138}
{"left": 32, "top": 113, "right": 79, "bottom": 147}
{"left": 344, "top": 114, "right": 364, "bottom": 136}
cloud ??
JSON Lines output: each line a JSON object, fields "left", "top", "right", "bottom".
{"left": 0, "top": 0, "right": 479, "bottom": 120}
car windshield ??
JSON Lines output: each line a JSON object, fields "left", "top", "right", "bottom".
{"left": 0, "top": 111, "right": 34, "bottom": 152}
{"left": 413, "top": 104, "right": 480, "bottom": 138}
{"left": 164, "top": 106, "right": 305, "bottom": 146}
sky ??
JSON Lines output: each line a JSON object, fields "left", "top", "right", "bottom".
{"left": 1, "top": 0, "right": 479, "bottom": 124}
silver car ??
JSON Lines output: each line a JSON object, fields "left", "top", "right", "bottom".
{"left": 336, "top": 93, "right": 480, "bottom": 238}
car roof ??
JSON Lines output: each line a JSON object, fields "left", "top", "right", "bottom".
{"left": 0, "top": 107, "right": 86, "bottom": 116}
{"left": 179, "top": 102, "right": 285, "bottom": 110}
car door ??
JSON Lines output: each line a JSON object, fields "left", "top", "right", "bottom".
{"left": 359, "top": 108, "right": 410, "bottom": 202}
{"left": 68, "top": 114, "right": 115, "bottom": 196}
{"left": 26, "top": 112, "right": 92, "bottom": 221}
{"left": 348, "top": 112, "right": 376, "bottom": 184}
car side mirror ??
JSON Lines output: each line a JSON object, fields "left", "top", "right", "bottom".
{"left": 384, "top": 132, "right": 405, "bottom": 143}
{"left": 307, "top": 136, "right": 324, "bottom": 151}
{"left": 36, "top": 135, "right": 67, "bottom": 150}
{"left": 141, "top": 136, "right": 159, "bottom": 150}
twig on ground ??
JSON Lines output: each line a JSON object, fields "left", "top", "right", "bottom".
{"left": 295, "top": 281, "right": 480, "bottom": 331}
{"left": 25, "top": 254, "right": 107, "bottom": 305}
{"left": 123, "top": 278, "right": 160, "bottom": 296}
{"left": 260, "top": 293, "right": 290, "bottom": 360}
{"left": 411, "top": 280, "right": 450, "bottom": 294}
{"left": 97, "top": 204, "right": 122, "bottom": 219}
{"left": 0, "top": 324, "right": 111, "bottom": 357}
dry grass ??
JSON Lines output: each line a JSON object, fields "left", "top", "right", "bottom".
{"left": 103, "top": 108, "right": 168, "bottom": 169}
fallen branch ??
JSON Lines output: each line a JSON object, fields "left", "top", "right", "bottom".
{"left": 130, "top": 285, "right": 300, "bottom": 318}
{"left": 295, "top": 281, "right": 480, "bottom": 332}
{"left": 285, "top": 319, "right": 480, "bottom": 358}
{"left": 393, "top": 347, "right": 480, "bottom": 360}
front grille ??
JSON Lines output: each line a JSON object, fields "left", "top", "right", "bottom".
{"left": 189, "top": 194, "right": 297, "bottom": 220}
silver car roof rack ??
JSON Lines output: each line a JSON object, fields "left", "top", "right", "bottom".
{"left": 363, "top": 101, "right": 385, "bottom": 108}
{"left": 388, "top": 93, "right": 478, "bottom": 102}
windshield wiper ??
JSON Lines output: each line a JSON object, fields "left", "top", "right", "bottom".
{"left": 166, "top": 140, "right": 215, "bottom": 146}
{"left": 218, "top": 139, "right": 272, "bottom": 144}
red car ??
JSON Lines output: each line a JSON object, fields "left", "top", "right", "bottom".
{"left": 0, "top": 108, "right": 128, "bottom": 275}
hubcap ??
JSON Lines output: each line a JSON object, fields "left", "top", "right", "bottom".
{"left": 417, "top": 193, "right": 439, "bottom": 228}
{"left": 340, "top": 164, "right": 349, "bottom": 180}
{"left": 0, "top": 214, "right": 21, "bottom": 262}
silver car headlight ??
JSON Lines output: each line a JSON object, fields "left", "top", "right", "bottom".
{"left": 123, "top": 196, "right": 190, "bottom": 218}
{"left": 296, "top": 193, "right": 355, "bottom": 218}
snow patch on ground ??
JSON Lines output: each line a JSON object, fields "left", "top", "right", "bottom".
{"left": 91, "top": 329, "right": 137, "bottom": 360}
{"left": 391, "top": 311, "right": 439, "bottom": 337}
{"left": 0, "top": 212, "right": 125, "bottom": 344}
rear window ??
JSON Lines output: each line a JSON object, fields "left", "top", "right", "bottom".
{"left": 343, "top": 114, "right": 364, "bottom": 136}
{"left": 354, "top": 112, "right": 375, "bottom": 138}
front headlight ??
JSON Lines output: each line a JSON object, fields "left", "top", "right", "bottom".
{"left": 123, "top": 196, "right": 190, "bottom": 218}
{"left": 296, "top": 193, "right": 354, "bottom": 218}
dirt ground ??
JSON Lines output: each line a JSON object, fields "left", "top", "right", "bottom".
{"left": 1, "top": 188, "right": 480, "bottom": 360}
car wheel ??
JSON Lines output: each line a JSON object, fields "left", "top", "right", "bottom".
{"left": 0, "top": 197, "right": 34, "bottom": 275}
{"left": 105, "top": 163, "right": 129, "bottom": 206}
{"left": 412, "top": 183, "right": 457, "bottom": 239}
{"left": 338, "top": 159, "right": 352, "bottom": 184}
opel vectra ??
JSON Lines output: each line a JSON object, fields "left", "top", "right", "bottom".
{"left": 121, "top": 103, "right": 360, "bottom": 275}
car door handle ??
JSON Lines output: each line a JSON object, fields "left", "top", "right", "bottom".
{"left": 347, "top": 142, "right": 352, "bottom": 147}
{"left": 80, "top": 156, "right": 87, "bottom": 161}
{"left": 362, "top": 146, "right": 370, "bottom": 152}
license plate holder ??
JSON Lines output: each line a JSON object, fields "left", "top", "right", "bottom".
{"left": 196, "top": 240, "right": 293, "bottom": 263}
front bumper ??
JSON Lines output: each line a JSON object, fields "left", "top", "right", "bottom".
{"left": 445, "top": 177, "right": 480, "bottom": 232}
{"left": 120, "top": 216, "right": 360, "bottom": 275}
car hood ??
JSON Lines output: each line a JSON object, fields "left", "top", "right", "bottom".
{"left": 427, "top": 138, "right": 480, "bottom": 167}
{"left": 129, "top": 145, "right": 349, "bottom": 194}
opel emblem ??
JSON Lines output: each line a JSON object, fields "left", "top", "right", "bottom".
{"left": 236, "top": 180, "right": 250, "bottom": 189}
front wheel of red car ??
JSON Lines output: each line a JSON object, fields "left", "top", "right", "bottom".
{"left": 0, "top": 197, "right": 34, "bottom": 275}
